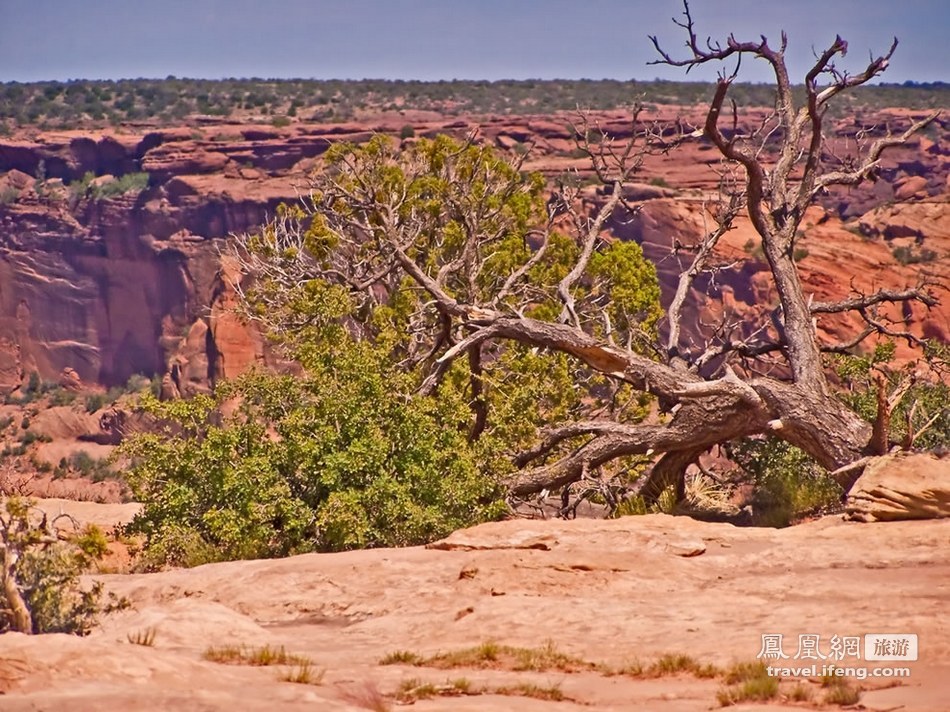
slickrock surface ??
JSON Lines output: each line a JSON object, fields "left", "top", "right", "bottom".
{"left": 1, "top": 508, "right": 947, "bottom": 710}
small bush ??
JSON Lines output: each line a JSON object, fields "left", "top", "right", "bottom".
{"left": 727, "top": 437, "right": 842, "bottom": 526}
{"left": 104, "top": 172, "right": 150, "bottom": 197}
{"left": 399, "top": 124, "right": 416, "bottom": 139}
{"left": 0, "top": 186, "right": 20, "bottom": 205}
{"left": 0, "top": 498, "right": 122, "bottom": 635}
{"left": 48, "top": 388, "right": 76, "bottom": 407}
{"left": 85, "top": 393, "right": 107, "bottom": 413}
{"left": 892, "top": 245, "right": 937, "bottom": 265}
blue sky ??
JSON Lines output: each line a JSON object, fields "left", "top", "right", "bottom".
{"left": 2, "top": 0, "right": 948, "bottom": 84}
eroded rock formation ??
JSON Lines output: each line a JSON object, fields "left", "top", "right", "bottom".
{"left": 0, "top": 109, "right": 946, "bottom": 394}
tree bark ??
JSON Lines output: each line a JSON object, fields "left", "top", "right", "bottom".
{"left": 2, "top": 545, "right": 32, "bottom": 634}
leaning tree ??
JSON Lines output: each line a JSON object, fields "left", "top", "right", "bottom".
{"left": 231, "top": 3, "right": 940, "bottom": 508}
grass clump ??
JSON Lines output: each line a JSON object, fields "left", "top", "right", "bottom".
{"left": 420, "top": 640, "right": 595, "bottom": 673}
{"left": 279, "top": 661, "right": 324, "bottom": 685}
{"left": 495, "top": 682, "right": 566, "bottom": 701}
{"left": 203, "top": 644, "right": 310, "bottom": 667}
{"left": 379, "top": 649, "right": 423, "bottom": 665}
{"left": 396, "top": 678, "right": 440, "bottom": 701}
{"left": 717, "top": 661, "right": 778, "bottom": 706}
{"left": 396, "top": 676, "right": 567, "bottom": 704}
{"left": 127, "top": 627, "right": 157, "bottom": 646}
{"left": 649, "top": 653, "right": 719, "bottom": 678}
{"left": 788, "top": 682, "right": 813, "bottom": 702}
{"left": 821, "top": 674, "right": 861, "bottom": 705}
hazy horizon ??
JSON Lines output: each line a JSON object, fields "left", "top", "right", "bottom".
{"left": 3, "top": 1, "right": 949, "bottom": 85}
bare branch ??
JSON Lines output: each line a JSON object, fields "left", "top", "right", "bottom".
{"left": 811, "top": 288, "right": 938, "bottom": 314}
{"left": 813, "top": 112, "right": 940, "bottom": 195}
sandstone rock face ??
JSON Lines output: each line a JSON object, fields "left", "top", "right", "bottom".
{"left": 846, "top": 452, "right": 950, "bottom": 522}
{"left": 0, "top": 110, "right": 946, "bottom": 395}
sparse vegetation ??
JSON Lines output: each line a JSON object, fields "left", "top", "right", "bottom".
{"left": 395, "top": 676, "right": 567, "bottom": 704}
{"left": 127, "top": 627, "right": 157, "bottom": 646}
{"left": 382, "top": 641, "right": 731, "bottom": 684}
{"left": 380, "top": 650, "right": 423, "bottom": 665}
{"left": 279, "top": 661, "right": 324, "bottom": 685}
{"left": 67, "top": 170, "right": 150, "bottom": 201}
{"left": 494, "top": 682, "right": 567, "bottom": 701}
{"left": 2, "top": 77, "right": 944, "bottom": 131}
{"left": 382, "top": 640, "right": 597, "bottom": 673}
{"left": 716, "top": 661, "right": 778, "bottom": 706}
{"left": 821, "top": 674, "right": 862, "bottom": 705}
{"left": 726, "top": 437, "right": 843, "bottom": 527}
{"left": 0, "top": 498, "right": 124, "bottom": 635}
{"left": 202, "top": 644, "right": 311, "bottom": 667}
{"left": 648, "top": 654, "right": 720, "bottom": 678}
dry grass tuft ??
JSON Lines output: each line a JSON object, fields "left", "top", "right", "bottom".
{"left": 279, "top": 661, "right": 324, "bottom": 685}
{"left": 494, "top": 682, "right": 566, "bottom": 702}
{"left": 390, "top": 639, "right": 597, "bottom": 673}
{"left": 716, "top": 661, "right": 778, "bottom": 707}
{"left": 127, "top": 627, "right": 157, "bottom": 647}
{"left": 203, "top": 644, "right": 310, "bottom": 667}
{"left": 821, "top": 675, "right": 861, "bottom": 706}
{"left": 337, "top": 680, "right": 390, "bottom": 712}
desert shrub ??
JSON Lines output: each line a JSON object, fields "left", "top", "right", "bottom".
{"left": 892, "top": 245, "right": 937, "bottom": 265}
{"left": 85, "top": 393, "right": 107, "bottom": 413}
{"left": 124, "top": 373, "right": 152, "bottom": 393}
{"left": 92, "top": 172, "right": 150, "bottom": 198}
{"left": 0, "top": 498, "right": 120, "bottom": 634}
{"left": 19, "top": 430, "right": 52, "bottom": 446}
{"left": 48, "top": 387, "right": 76, "bottom": 407}
{"left": 727, "top": 437, "right": 842, "bottom": 527}
{"left": 121, "top": 332, "right": 508, "bottom": 567}
{"left": 0, "top": 186, "right": 20, "bottom": 205}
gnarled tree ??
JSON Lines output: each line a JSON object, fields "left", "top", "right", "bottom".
{"left": 230, "top": 4, "right": 939, "bottom": 510}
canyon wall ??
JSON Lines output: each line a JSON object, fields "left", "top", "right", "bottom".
{"left": 0, "top": 110, "right": 946, "bottom": 393}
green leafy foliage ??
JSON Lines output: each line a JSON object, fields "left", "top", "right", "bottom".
{"left": 833, "top": 341, "right": 949, "bottom": 450}
{"left": 727, "top": 437, "right": 842, "bottom": 527}
{"left": 121, "top": 336, "right": 507, "bottom": 567}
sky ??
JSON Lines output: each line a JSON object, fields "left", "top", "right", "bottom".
{"left": 1, "top": 0, "right": 948, "bottom": 85}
